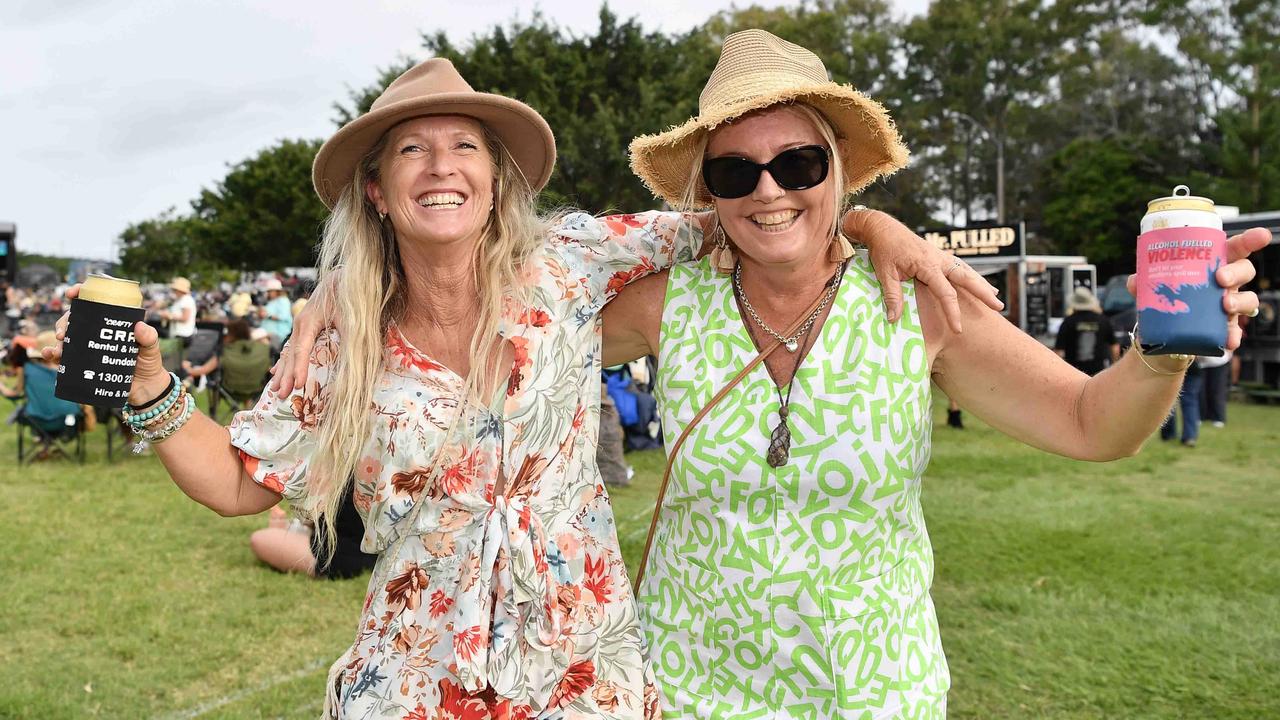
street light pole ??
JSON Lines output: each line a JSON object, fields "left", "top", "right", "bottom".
{"left": 996, "top": 135, "right": 1005, "bottom": 224}
{"left": 945, "top": 109, "right": 1005, "bottom": 224}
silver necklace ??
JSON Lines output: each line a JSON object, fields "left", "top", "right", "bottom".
{"left": 733, "top": 261, "right": 843, "bottom": 352}
{"left": 731, "top": 260, "right": 847, "bottom": 467}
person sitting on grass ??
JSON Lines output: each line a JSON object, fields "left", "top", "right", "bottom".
{"left": 250, "top": 484, "right": 377, "bottom": 580}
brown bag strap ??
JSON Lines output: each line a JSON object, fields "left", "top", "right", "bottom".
{"left": 631, "top": 288, "right": 830, "bottom": 592}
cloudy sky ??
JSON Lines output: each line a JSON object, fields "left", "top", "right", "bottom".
{"left": 2, "top": 0, "right": 928, "bottom": 260}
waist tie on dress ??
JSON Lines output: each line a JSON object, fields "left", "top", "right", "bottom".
{"left": 454, "top": 494, "right": 565, "bottom": 703}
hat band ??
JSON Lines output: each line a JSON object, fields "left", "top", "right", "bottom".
{"left": 700, "top": 79, "right": 835, "bottom": 117}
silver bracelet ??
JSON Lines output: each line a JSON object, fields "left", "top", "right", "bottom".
{"left": 132, "top": 394, "right": 195, "bottom": 453}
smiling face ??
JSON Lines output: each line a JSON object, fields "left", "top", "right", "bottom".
{"left": 366, "top": 115, "right": 495, "bottom": 251}
{"left": 705, "top": 105, "right": 837, "bottom": 268}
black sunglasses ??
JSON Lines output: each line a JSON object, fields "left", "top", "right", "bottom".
{"left": 701, "top": 145, "right": 831, "bottom": 199}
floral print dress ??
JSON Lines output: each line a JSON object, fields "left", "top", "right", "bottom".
{"left": 229, "top": 211, "right": 699, "bottom": 720}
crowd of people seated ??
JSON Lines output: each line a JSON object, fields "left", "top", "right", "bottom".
{"left": 0, "top": 273, "right": 305, "bottom": 460}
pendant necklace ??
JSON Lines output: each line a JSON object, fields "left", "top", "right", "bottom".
{"left": 734, "top": 260, "right": 847, "bottom": 467}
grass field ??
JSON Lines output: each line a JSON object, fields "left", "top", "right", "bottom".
{"left": 1, "top": 395, "right": 1277, "bottom": 718}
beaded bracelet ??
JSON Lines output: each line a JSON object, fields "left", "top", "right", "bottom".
{"left": 140, "top": 389, "right": 188, "bottom": 430}
{"left": 123, "top": 373, "right": 182, "bottom": 427}
{"left": 1128, "top": 323, "right": 1195, "bottom": 376}
{"left": 145, "top": 393, "right": 195, "bottom": 443}
{"left": 131, "top": 393, "right": 195, "bottom": 453}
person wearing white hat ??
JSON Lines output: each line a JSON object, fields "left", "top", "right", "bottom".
{"left": 159, "top": 276, "right": 196, "bottom": 345}
{"left": 603, "top": 29, "right": 1267, "bottom": 717}
{"left": 257, "top": 277, "right": 293, "bottom": 352}
{"left": 88, "top": 54, "right": 990, "bottom": 719}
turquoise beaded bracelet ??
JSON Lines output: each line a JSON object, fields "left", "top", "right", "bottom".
{"left": 123, "top": 372, "right": 182, "bottom": 426}
{"left": 124, "top": 389, "right": 180, "bottom": 425}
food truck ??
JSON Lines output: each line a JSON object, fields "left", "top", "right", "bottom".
{"left": 1224, "top": 210, "right": 1280, "bottom": 393}
{"left": 922, "top": 222, "right": 1096, "bottom": 341}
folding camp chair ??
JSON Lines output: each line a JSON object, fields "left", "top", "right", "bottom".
{"left": 14, "top": 362, "right": 85, "bottom": 464}
{"left": 209, "top": 338, "right": 272, "bottom": 423}
{"left": 181, "top": 322, "right": 224, "bottom": 393}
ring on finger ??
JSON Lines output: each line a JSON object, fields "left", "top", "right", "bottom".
{"left": 944, "top": 258, "right": 964, "bottom": 277}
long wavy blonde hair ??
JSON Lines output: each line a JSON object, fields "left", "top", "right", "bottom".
{"left": 677, "top": 102, "right": 847, "bottom": 243}
{"left": 305, "top": 120, "right": 551, "bottom": 562}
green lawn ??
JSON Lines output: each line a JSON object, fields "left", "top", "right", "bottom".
{"left": 1, "top": 395, "right": 1277, "bottom": 718}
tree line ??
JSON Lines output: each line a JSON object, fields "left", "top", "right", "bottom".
{"left": 117, "top": 0, "right": 1279, "bottom": 283}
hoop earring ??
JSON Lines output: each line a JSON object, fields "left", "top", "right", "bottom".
{"left": 709, "top": 222, "right": 736, "bottom": 275}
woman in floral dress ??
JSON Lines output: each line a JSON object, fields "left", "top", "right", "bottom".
{"left": 50, "top": 57, "right": 992, "bottom": 719}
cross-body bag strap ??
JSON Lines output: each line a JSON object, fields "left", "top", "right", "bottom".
{"left": 631, "top": 287, "right": 830, "bottom": 592}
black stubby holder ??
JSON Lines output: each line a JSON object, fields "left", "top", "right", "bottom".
{"left": 54, "top": 298, "right": 145, "bottom": 408}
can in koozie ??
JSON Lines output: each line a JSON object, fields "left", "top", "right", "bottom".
{"left": 1135, "top": 185, "right": 1228, "bottom": 357}
{"left": 55, "top": 274, "right": 145, "bottom": 408}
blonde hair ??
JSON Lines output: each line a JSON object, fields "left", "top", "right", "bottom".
{"left": 305, "top": 122, "right": 550, "bottom": 563}
{"left": 676, "top": 102, "right": 848, "bottom": 249}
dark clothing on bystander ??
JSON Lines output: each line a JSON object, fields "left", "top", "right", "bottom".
{"left": 1055, "top": 310, "right": 1118, "bottom": 375}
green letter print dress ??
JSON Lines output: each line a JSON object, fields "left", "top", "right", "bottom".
{"left": 639, "top": 255, "right": 949, "bottom": 719}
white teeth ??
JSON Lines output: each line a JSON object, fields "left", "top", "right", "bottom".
{"left": 417, "top": 192, "right": 465, "bottom": 208}
{"left": 751, "top": 209, "right": 799, "bottom": 226}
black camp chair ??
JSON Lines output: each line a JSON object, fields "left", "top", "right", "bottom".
{"left": 209, "top": 338, "right": 272, "bottom": 423}
{"left": 181, "top": 323, "right": 224, "bottom": 392}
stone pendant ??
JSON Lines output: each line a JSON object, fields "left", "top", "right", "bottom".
{"left": 784, "top": 339, "right": 799, "bottom": 352}
{"left": 767, "top": 408, "right": 792, "bottom": 467}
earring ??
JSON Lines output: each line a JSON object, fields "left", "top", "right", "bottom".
{"left": 378, "top": 210, "right": 387, "bottom": 222}
{"left": 709, "top": 224, "right": 736, "bottom": 275}
{"left": 827, "top": 233, "right": 855, "bottom": 262}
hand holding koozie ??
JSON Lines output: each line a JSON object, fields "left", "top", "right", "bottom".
{"left": 44, "top": 278, "right": 171, "bottom": 410}
{"left": 1135, "top": 186, "right": 1230, "bottom": 357}
{"left": 1126, "top": 205, "right": 1267, "bottom": 359}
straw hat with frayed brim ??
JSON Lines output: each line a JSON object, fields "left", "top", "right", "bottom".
{"left": 312, "top": 58, "right": 556, "bottom": 209}
{"left": 629, "top": 29, "right": 910, "bottom": 209}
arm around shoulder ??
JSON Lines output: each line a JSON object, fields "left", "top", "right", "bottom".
{"left": 602, "top": 270, "right": 668, "bottom": 367}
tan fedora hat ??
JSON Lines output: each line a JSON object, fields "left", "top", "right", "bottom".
{"left": 1069, "top": 286, "right": 1101, "bottom": 313}
{"left": 312, "top": 58, "right": 556, "bottom": 209}
{"left": 629, "top": 30, "right": 909, "bottom": 209}
{"left": 169, "top": 277, "right": 191, "bottom": 293}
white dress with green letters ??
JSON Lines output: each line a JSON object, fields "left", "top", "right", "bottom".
{"left": 639, "top": 255, "right": 948, "bottom": 719}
